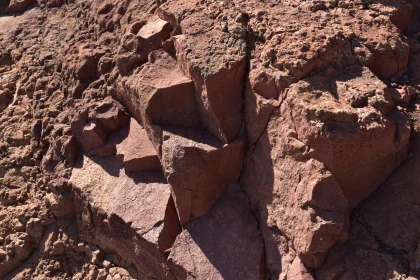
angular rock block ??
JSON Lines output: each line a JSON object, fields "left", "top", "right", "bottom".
{"left": 71, "top": 99, "right": 129, "bottom": 153}
{"left": 115, "top": 50, "right": 200, "bottom": 133}
{"left": 116, "top": 118, "right": 161, "bottom": 172}
{"left": 137, "top": 15, "right": 172, "bottom": 44}
{"left": 161, "top": 127, "right": 245, "bottom": 226}
{"left": 4, "top": 0, "right": 35, "bottom": 14}
{"left": 158, "top": 2, "right": 248, "bottom": 143}
{"left": 168, "top": 185, "right": 265, "bottom": 280}
{"left": 242, "top": 144, "right": 348, "bottom": 269}
{"left": 70, "top": 155, "right": 181, "bottom": 279}
{"left": 172, "top": 27, "right": 246, "bottom": 143}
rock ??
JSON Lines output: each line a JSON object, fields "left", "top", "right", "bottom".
{"left": 26, "top": 218, "right": 43, "bottom": 239}
{"left": 81, "top": 121, "right": 109, "bottom": 152}
{"left": 0, "top": 255, "right": 21, "bottom": 278}
{"left": 287, "top": 257, "right": 314, "bottom": 280}
{"left": 161, "top": 127, "right": 245, "bottom": 225}
{"left": 242, "top": 64, "right": 410, "bottom": 270}
{"left": 46, "top": 192, "right": 74, "bottom": 217}
{"left": 70, "top": 155, "right": 181, "bottom": 279}
{"left": 116, "top": 118, "right": 161, "bottom": 173}
{"left": 5, "top": 0, "right": 34, "bottom": 13}
{"left": 162, "top": 3, "right": 248, "bottom": 143}
{"left": 168, "top": 186, "right": 264, "bottom": 280}
{"left": 71, "top": 100, "right": 129, "bottom": 153}
{"left": 115, "top": 15, "right": 172, "bottom": 76}
{"left": 115, "top": 50, "right": 199, "bottom": 134}
{"left": 50, "top": 240, "right": 65, "bottom": 255}
{"left": 287, "top": 66, "right": 410, "bottom": 207}
{"left": 76, "top": 46, "right": 106, "bottom": 80}
{"left": 88, "top": 128, "right": 126, "bottom": 157}
{"left": 1, "top": 0, "right": 420, "bottom": 278}
{"left": 137, "top": 15, "right": 171, "bottom": 44}
{"left": 386, "top": 86, "right": 412, "bottom": 105}
{"left": 89, "top": 100, "right": 130, "bottom": 131}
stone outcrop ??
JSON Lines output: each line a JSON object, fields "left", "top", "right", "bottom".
{"left": 161, "top": 127, "right": 245, "bottom": 226}
{"left": 167, "top": 184, "right": 264, "bottom": 280}
{"left": 1, "top": 0, "right": 420, "bottom": 279}
{"left": 158, "top": 1, "right": 247, "bottom": 143}
{"left": 70, "top": 155, "right": 180, "bottom": 279}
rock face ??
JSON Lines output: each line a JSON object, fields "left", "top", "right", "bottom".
{"left": 167, "top": 184, "right": 265, "bottom": 280}
{"left": 161, "top": 128, "right": 245, "bottom": 226}
{"left": 1, "top": 0, "right": 420, "bottom": 279}
{"left": 70, "top": 155, "right": 180, "bottom": 279}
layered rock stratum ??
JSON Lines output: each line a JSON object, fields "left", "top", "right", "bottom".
{"left": 1, "top": 0, "right": 420, "bottom": 279}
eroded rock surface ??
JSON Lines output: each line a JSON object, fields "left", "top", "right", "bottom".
{"left": 1, "top": 0, "right": 420, "bottom": 279}
{"left": 70, "top": 155, "right": 180, "bottom": 279}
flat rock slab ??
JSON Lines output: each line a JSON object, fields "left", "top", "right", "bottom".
{"left": 116, "top": 118, "right": 161, "bottom": 172}
{"left": 168, "top": 185, "right": 265, "bottom": 280}
{"left": 69, "top": 155, "right": 180, "bottom": 279}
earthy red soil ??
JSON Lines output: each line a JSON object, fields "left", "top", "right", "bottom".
{"left": 1, "top": 0, "right": 420, "bottom": 279}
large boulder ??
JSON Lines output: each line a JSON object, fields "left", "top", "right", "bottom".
{"left": 243, "top": 64, "right": 410, "bottom": 270}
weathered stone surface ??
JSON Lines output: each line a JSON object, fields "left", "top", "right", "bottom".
{"left": 116, "top": 14, "right": 172, "bottom": 76}
{"left": 1, "top": 0, "right": 420, "bottom": 278}
{"left": 168, "top": 184, "right": 264, "bottom": 280}
{"left": 116, "top": 118, "right": 161, "bottom": 172}
{"left": 159, "top": 1, "right": 247, "bottom": 143}
{"left": 316, "top": 107, "right": 420, "bottom": 279}
{"left": 162, "top": 127, "right": 245, "bottom": 226}
{"left": 243, "top": 65, "right": 409, "bottom": 271}
{"left": 286, "top": 66, "right": 410, "bottom": 207}
{"left": 70, "top": 155, "right": 180, "bottom": 279}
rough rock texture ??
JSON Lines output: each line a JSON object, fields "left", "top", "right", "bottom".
{"left": 1, "top": 0, "right": 420, "bottom": 279}
{"left": 70, "top": 155, "right": 180, "bottom": 279}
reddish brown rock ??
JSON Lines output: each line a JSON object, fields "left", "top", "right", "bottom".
{"left": 137, "top": 15, "right": 171, "bottom": 44}
{"left": 162, "top": 3, "right": 247, "bottom": 143}
{"left": 242, "top": 64, "right": 410, "bottom": 271}
{"left": 286, "top": 66, "right": 410, "bottom": 207}
{"left": 80, "top": 121, "right": 108, "bottom": 152}
{"left": 89, "top": 100, "right": 130, "bottom": 131}
{"left": 162, "top": 127, "right": 245, "bottom": 226}
{"left": 317, "top": 109, "right": 420, "bottom": 279}
{"left": 71, "top": 100, "right": 129, "bottom": 153}
{"left": 115, "top": 50, "right": 199, "bottom": 130}
{"left": 386, "top": 86, "right": 412, "bottom": 105}
{"left": 167, "top": 184, "right": 264, "bottom": 280}
{"left": 116, "top": 15, "right": 172, "bottom": 76}
{"left": 287, "top": 257, "right": 315, "bottom": 280}
{"left": 70, "top": 155, "right": 181, "bottom": 279}
{"left": 1, "top": 0, "right": 420, "bottom": 278}
{"left": 116, "top": 118, "right": 161, "bottom": 172}
{"left": 5, "top": 0, "right": 34, "bottom": 13}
